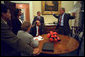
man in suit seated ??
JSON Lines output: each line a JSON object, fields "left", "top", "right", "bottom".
{"left": 30, "top": 20, "right": 42, "bottom": 37}
{"left": 17, "top": 21, "right": 39, "bottom": 56}
{"left": 53, "top": 7, "right": 76, "bottom": 36}
{"left": 30, "top": 11, "right": 44, "bottom": 37}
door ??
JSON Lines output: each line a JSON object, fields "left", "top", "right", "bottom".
{"left": 16, "top": 4, "right": 30, "bottom": 23}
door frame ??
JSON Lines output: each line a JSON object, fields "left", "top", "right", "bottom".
{"left": 10, "top": 1, "right": 33, "bottom": 24}
{"left": 16, "top": 3, "right": 29, "bottom": 23}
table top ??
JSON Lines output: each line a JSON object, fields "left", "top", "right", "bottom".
{"left": 38, "top": 34, "right": 79, "bottom": 55}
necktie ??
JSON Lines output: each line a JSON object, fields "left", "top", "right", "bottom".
{"left": 59, "top": 16, "right": 62, "bottom": 26}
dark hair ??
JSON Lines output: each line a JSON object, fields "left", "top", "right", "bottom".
{"left": 1, "top": 4, "right": 9, "bottom": 16}
{"left": 21, "top": 21, "right": 31, "bottom": 31}
{"left": 14, "top": 9, "right": 21, "bottom": 17}
{"left": 61, "top": 8, "right": 65, "bottom": 12}
{"left": 37, "top": 11, "right": 40, "bottom": 14}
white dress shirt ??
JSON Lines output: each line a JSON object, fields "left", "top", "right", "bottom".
{"left": 19, "top": 19, "right": 23, "bottom": 24}
{"left": 59, "top": 13, "right": 65, "bottom": 26}
{"left": 36, "top": 26, "right": 39, "bottom": 36}
{"left": 37, "top": 16, "right": 41, "bottom": 19}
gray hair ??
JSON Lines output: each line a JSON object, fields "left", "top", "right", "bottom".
{"left": 21, "top": 21, "right": 31, "bottom": 31}
{"left": 61, "top": 7, "right": 65, "bottom": 12}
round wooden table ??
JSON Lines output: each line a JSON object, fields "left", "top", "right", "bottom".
{"left": 38, "top": 34, "right": 79, "bottom": 55}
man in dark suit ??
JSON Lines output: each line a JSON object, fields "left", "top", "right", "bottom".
{"left": 30, "top": 11, "right": 44, "bottom": 37}
{"left": 11, "top": 9, "right": 22, "bottom": 35}
{"left": 53, "top": 8, "right": 75, "bottom": 35}
{"left": 1, "top": 4, "right": 39, "bottom": 56}
{"left": 30, "top": 20, "right": 42, "bottom": 37}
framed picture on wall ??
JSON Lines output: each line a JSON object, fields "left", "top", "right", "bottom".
{"left": 41, "top": 1, "right": 61, "bottom": 15}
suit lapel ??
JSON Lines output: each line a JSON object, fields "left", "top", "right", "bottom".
{"left": 58, "top": 13, "right": 66, "bottom": 25}
{"left": 63, "top": 13, "right": 66, "bottom": 24}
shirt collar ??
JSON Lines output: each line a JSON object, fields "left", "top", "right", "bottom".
{"left": 37, "top": 16, "right": 41, "bottom": 19}
{"left": 1, "top": 18, "right": 7, "bottom": 24}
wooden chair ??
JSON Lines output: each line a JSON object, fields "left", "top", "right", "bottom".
{"left": 71, "top": 26, "right": 84, "bottom": 56}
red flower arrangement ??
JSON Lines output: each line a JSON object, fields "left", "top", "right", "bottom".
{"left": 47, "top": 31, "right": 60, "bottom": 42}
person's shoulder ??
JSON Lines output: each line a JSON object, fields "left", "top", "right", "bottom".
{"left": 34, "top": 16, "right": 37, "bottom": 18}
{"left": 33, "top": 16, "right": 37, "bottom": 20}
{"left": 64, "top": 13, "right": 70, "bottom": 17}
{"left": 18, "top": 30, "right": 26, "bottom": 34}
{"left": 18, "top": 30, "right": 23, "bottom": 32}
{"left": 17, "top": 30, "right": 27, "bottom": 37}
{"left": 65, "top": 13, "right": 70, "bottom": 15}
{"left": 41, "top": 16, "right": 44, "bottom": 19}
{"left": 25, "top": 32, "right": 33, "bottom": 39}
{"left": 28, "top": 33, "right": 33, "bottom": 37}
{"left": 41, "top": 16, "right": 44, "bottom": 18}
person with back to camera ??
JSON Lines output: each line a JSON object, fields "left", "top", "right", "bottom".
{"left": 17, "top": 21, "right": 39, "bottom": 56}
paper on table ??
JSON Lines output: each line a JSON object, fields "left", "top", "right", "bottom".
{"left": 33, "top": 36, "right": 44, "bottom": 41}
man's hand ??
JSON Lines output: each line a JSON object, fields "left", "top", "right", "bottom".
{"left": 33, "top": 48, "right": 40, "bottom": 56}
{"left": 72, "top": 12, "right": 76, "bottom": 17}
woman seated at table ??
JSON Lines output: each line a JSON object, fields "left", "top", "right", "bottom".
{"left": 17, "top": 21, "right": 39, "bottom": 56}
{"left": 30, "top": 20, "right": 43, "bottom": 37}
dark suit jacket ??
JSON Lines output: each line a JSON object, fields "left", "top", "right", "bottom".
{"left": 11, "top": 18, "right": 22, "bottom": 35}
{"left": 1, "top": 19, "right": 33, "bottom": 56}
{"left": 30, "top": 25, "right": 43, "bottom": 37}
{"left": 30, "top": 16, "right": 44, "bottom": 36}
{"left": 32, "top": 16, "right": 44, "bottom": 26}
{"left": 53, "top": 13, "right": 75, "bottom": 33}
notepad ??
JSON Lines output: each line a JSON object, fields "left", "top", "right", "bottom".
{"left": 33, "top": 36, "right": 44, "bottom": 41}
{"left": 42, "top": 42, "right": 54, "bottom": 52}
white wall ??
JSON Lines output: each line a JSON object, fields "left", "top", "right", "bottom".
{"left": 1, "top": 1, "right": 4, "bottom": 4}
